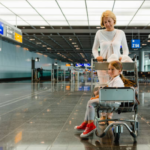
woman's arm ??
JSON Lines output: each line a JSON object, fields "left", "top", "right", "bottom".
{"left": 92, "top": 31, "right": 100, "bottom": 59}
{"left": 121, "top": 31, "right": 129, "bottom": 56}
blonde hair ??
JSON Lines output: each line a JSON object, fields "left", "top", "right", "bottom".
{"left": 101, "top": 10, "right": 116, "bottom": 28}
{"left": 109, "top": 61, "right": 135, "bottom": 87}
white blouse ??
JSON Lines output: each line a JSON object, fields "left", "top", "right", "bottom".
{"left": 108, "top": 75, "right": 124, "bottom": 87}
{"left": 92, "top": 29, "right": 129, "bottom": 59}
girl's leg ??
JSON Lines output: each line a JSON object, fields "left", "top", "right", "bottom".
{"left": 80, "top": 99, "right": 99, "bottom": 138}
{"left": 74, "top": 99, "right": 93, "bottom": 130}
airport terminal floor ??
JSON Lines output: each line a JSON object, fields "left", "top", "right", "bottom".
{"left": 0, "top": 81, "right": 149, "bottom": 150}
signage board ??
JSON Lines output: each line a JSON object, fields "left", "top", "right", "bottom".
{"left": 0, "top": 22, "right": 4, "bottom": 35}
{"left": 0, "top": 19, "right": 22, "bottom": 43}
{"left": 15, "top": 32, "right": 22, "bottom": 43}
{"left": 6, "top": 26, "right": 14, "bottom": 39}
{"left": 131, "top": 39, "right": 140, "bottom": 48}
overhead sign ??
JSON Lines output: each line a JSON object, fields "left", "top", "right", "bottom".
{"left": 6, "top": 26, "right": 14, "bottom": 39}
{"left": 0, "top": 22, "right": 4, "bottom": 35}
{"left": 76, "top": 63, "right": 91, "bottom": 67}
{"left": 131, "top": 39, "right": 140, "bottom": 48}
{"left": 66, "top": 64, "right": 71, "bottom": 66}
{"left": 15, "top": 32, "right": 22, "bottom": 43}
{"left": 0, "top": 19, "right": 22, "bottom": 43}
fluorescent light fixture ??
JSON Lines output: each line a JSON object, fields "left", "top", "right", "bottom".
{"left": 37, "top": 42, "right": 41, "bottom": 44}
{"left": 74, "top": 45, "right": 78, "bottom": 47}
{"left": 142, "top": 1, "right": 150, "bottom": 9}
{"left": 10, "top": 8, "right": 38, "bottom": 15}
{"left": 42, "top": 45, "right": 46, "bottom": 47}
{"left": 113, "top": 9, "right": 137, "bottom": 16}
{"left": 137, "top": 9, "right": 150, "bottom": 15}
{"left": 48, "top": 21, "right": 68, "bottom": 25}
{"left": 40, "top": 26, "right": 45, "bottom": 28}
{"left": 116, "top": 21, "right": 130, "bottom": 26}
{"left": 69, "top": 39, "right": 72, "bottom": 41}
{"left": 0, "top": 15, "right": 16, "bottom": 20}
{"left": 0, "top": 1, "right": 31, "bottom": 8}
{"left": 47, "top": 48, "right": 51, "bottom": 50}
{"left": 0, "top": 8, "right": 14, "bottom": 15}
{"left": 88, "top": 9, "right": 105, "bottom": 15}
{"left": 72, "top": 42, "right": 76, "bottom": 44}
{"left": 142, "top": 44, "right": 147, "bottom": 45}
{"left": 114, "top": 1, "right": 143, "bottom": 9}
{"left": 116, "top": 16, "right": 133, "bottom": 20}
{"left": 58, "top": 1, "right": 85, "bottom": 8}
{"left": 62, "top": 9, "right": 86, "bottom": 15}
{"left": 87, "top": 1, "right": 113, "bottom": 8}
{"left": 96, "top": 27, "right": 101, "bottom": 29}
{"left": 29, "top": 1, "right": 58, "bottom": 8}
{"left": 69, "top": 21, "right": 88, "bottom": 25}
{"left": 30, "top": 39, "right": 35, "bottom": 40}
{"left": 147, "top": 40, "right": 150, "bottom": 42}
{"left": 20, "top": 15, "right": 44, "bottom": 21}
{"left": 89, "top": 21, "right": 100, "bottom": 25}
{"left": 43, "top": 15, "right": 65, "bottom": 20}
{"left": 27, "top": 21, "right": 48, "bottom": 25}
{"left": 133, "top": 16, "right": 150, "bottom": 21}
{"left": 66, "top": 15, "right": 87, "bottom": 20}
{"left": 36, "top": 8, "right": 62, "bottom": 15}
{"left": 130, "top": 21, "right": 149, "bottom": 26}
{"left": 76, "top": 48, "right": 80, "bottom": 50}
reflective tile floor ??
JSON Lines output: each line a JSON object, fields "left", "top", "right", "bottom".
{"left": 0, "top": 82, "right": 150, "bottom": 150}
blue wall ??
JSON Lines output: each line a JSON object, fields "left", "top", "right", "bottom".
{"left": 0, "top": 39, "right": 69, "bottom": 79}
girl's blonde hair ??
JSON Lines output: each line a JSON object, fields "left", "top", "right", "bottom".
{"left": 109, "top": 61, "right": 136, "bottom": 87}
{"left": 101, "top": 10, "right": 116, "bottom": 28}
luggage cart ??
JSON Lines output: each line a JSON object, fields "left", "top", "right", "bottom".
{"left": 91, "top": 58, "right": 139, "bottom": 143}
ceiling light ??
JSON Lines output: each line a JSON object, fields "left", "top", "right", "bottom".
{"left": 69, "top": 39, "right": 72, "bottom": 41}
{"left": 40, "top": 26, "right": 45, "bottom": 28}
{"left": 142, "top": 44, "right": 147, "bottom": 45}
{"left": 96, "top": 27, "right": 101, "bottom": 28}
{"left": 72, "top": 42, "right": 76, "bottom": 44}
{"left": 74, "top": 45, "right": 78, "bottom": 47}
{"left": 37, "top": 42, "right": 41, "bottom": 44}
{"left": 30, "top": 39, "right": 35, "bottom": 40}
{"left": 76, "top": 48, "right": 80, "bottom": 50}
{"left": 47, "top": 48, "right": 51, "bottom": 50}
{"left": 148, "top": 40, "right": 150, "bottom": 42}
{"left": 42, "top": 45, "right": 46, "bottom": 47}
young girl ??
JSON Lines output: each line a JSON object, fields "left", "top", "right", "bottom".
{"left": 74, "top": 60, "right": 134, "bottom": 138}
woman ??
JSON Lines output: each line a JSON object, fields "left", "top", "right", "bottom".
{"left": 92, "top": 10, "right": 129, "bottom": 124}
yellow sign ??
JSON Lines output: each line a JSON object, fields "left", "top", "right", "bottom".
{"left": 66, "top": 64, "right": 71, "bottom": 66}
{"left": 15, "top": 32, "right": 22, "bottom": 43}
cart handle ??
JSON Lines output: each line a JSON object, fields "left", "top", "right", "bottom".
{"left": 93, "top": 59, "right": 107, "bottom": 62}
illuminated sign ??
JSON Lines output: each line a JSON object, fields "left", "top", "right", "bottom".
{"left": 6, "top": 26, "right": 14, "bottom": 39}
{"left": 0, "top": 19, "right": 22, "bottom": 43}
{"left": 66, "top": 64, "right": 71, "bottom": 66}
{"left": 15, "top": 32, "right": 22, "bottom": 43}
{"left": 131, "top": 39, "right": 140, "bottom": 48}
{"left": 76, "top": 63, "right": 91, "bottom": 67}
{"left": 0, "top": 22, "right": 4, "bottom": 35}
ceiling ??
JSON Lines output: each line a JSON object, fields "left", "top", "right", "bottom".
{"left": 0, "top": 0, "right": 150, "bottom": 63}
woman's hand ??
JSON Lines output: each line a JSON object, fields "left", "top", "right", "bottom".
{"left": 119, "top": 57, "right": 122, "bottom": 61}
{"left": 96, "top": 56, "right": 103, "bottom": 62}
